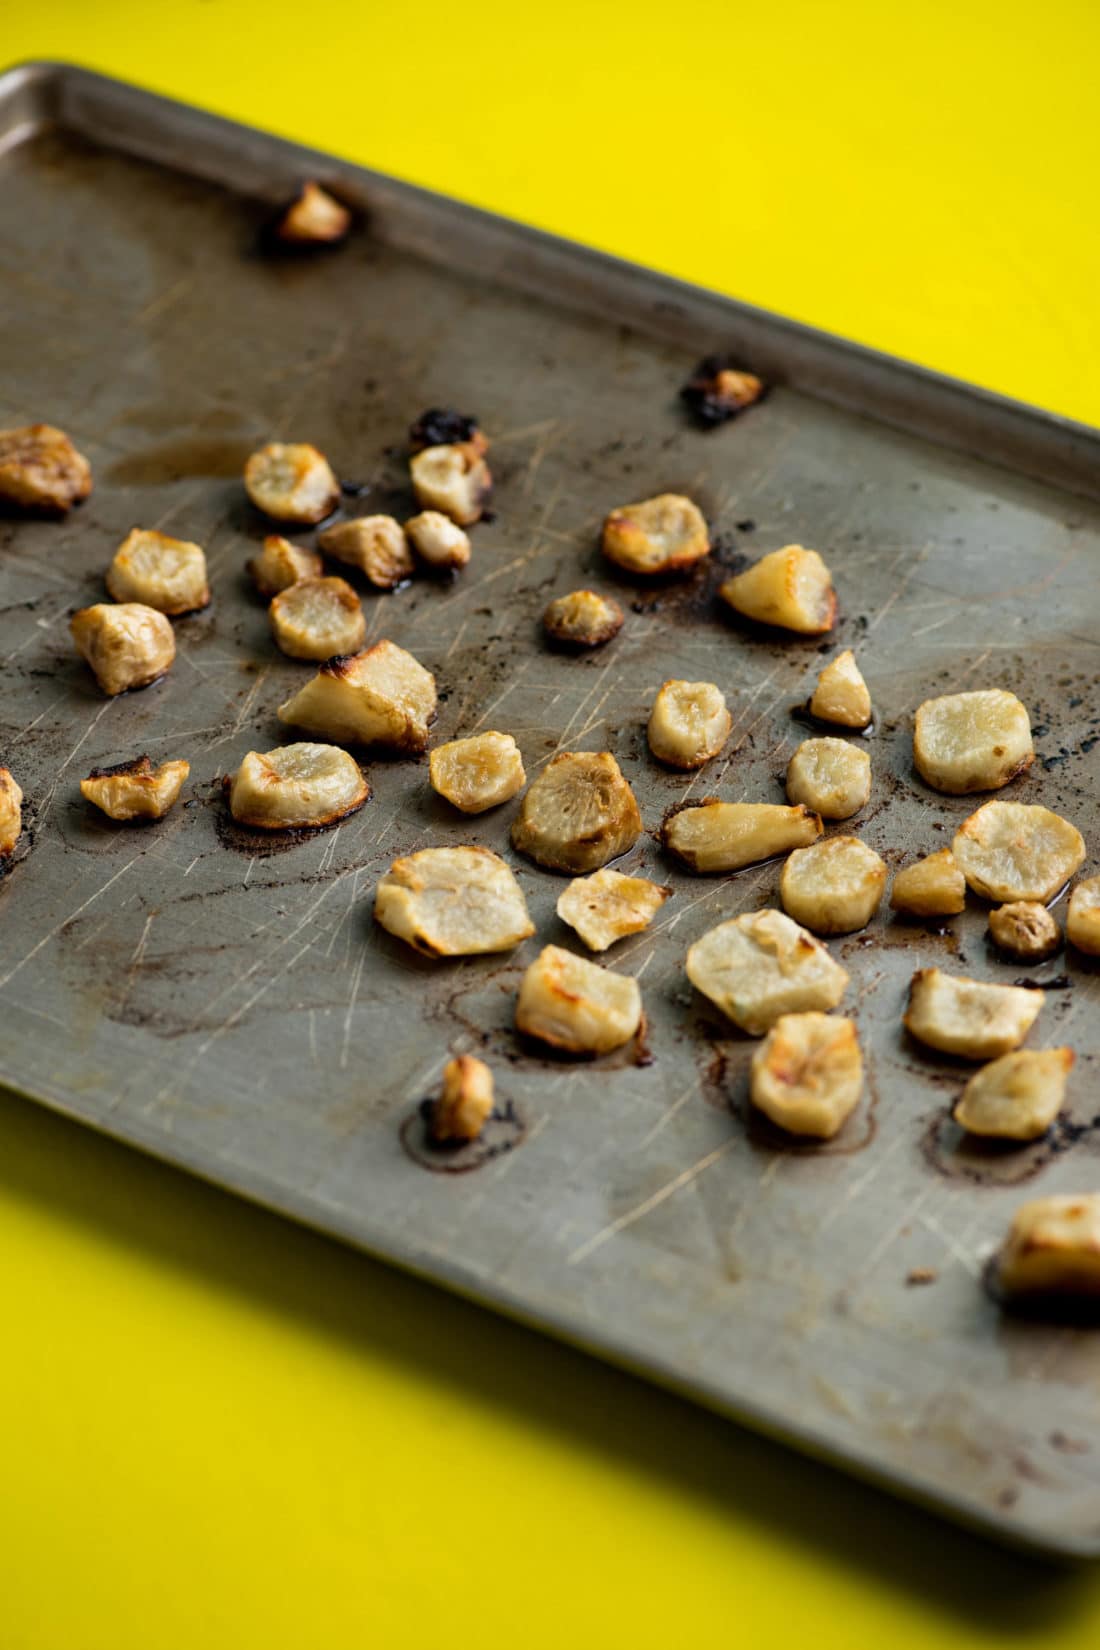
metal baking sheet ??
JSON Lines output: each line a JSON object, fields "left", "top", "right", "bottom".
{"left": 3, "top": 62, "right": 1100, "bottom": 1556}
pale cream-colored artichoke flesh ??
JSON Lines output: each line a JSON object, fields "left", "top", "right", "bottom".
{"left": 952, "top": 801, "right": 1085, "bottom": 903}
{"left": 780, "top": 835, "right": 887, "bottom": 935}
{"left": 228, "top": 742, "right": 368, "bottom": 829}
{"left": 0, "top": 767, "right": 23, "bottom": 857}
{"left": 0, "top": 423, "right": 92, "bottom": 512}
{"left": 543, "top": 589, "right": 624, "bottom": 648}
{"left": 889, "top": 849, "right": 967, "bottom": 917}
{"left": 600, "top": 493, "right": 709, "bottom": 575}
{"left": 409, "top": 443, "right": 492, "bottom": 526}
{"left": 1067, "top": 875, "right": 1100, "bottom": 956}
{"left": 247, "top": 534, "right": 323, "bottom": 596}
{"left": 647, "top": 679, "right": 731, "bottom": 768}
{"left": 428, "top": 732, "right": 526, "bottom": 813}
{"left": 809, "top": 649, "right": 871, "bottom": 728}
{"left": 404, "top": 511, "right": 471, "bottom": 570}
{"left": 913, "top": 689, "right": 1033, "bottom": 794}
{"left": 374, "top": 846, "right": 533, "bottom": 957}
{"left": 556, "top": 868, "right": 671, "bottom": 951}
{"left": 988, "top": 901, "right": 1061, "bottom": 961}
{"left": 904, "top": 968, "right": 1041, "bottom": 1059}
{"left": 431, "top": 1055, "right": 495, "bottom": 1142}
{"left": 105, "top": 528, "right": 210, "bottom": 615}
{"left": 269, "top": 576, "right": 366, "bottom": 660}
{"left": 511, "top": 751, "right": 642, "bottom": 873}
{"left": 785, "top": 737, "right": 870, "bottom": 820}
{"left": 276, "top": 181, "right": 351, "bottom": 244}
{"left": 954, "top": 1048, "right": 1074, "bottom": 1141}
{"left": 244, "top": 442, "right": 340, "bottom": 524}
{"left": 278, "top": 639, "right": 437, "bottom": 752}
{"left": 80, "top": 756, "right": 189, "bottom": 821}
{"left": 996, "top": 1194, "right": 1100, "bottom": 1299}
{"left": 686, "top": 909, "right": 849, "bottom": 1035}
{"left": 515, "top": 944, "right": 642, "bottom": 1054}
{"left": 319, "top": 516, "right": 414, "bottom": 590}
{"left": 719, "top": 545, "right": 836, "bottom": 634}
{"left": 663, "top": 800, "right": 821, "bottom": 873}
{"left": 751, "top": 1012, "right": 863, "bottom": 1139}
{"left": 70, "top": 602, "right": 176, "bottom": 696}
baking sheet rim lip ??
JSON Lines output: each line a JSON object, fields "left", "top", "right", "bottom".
{"left": 3, "top": 55, "right": 1099, "bottom": 466}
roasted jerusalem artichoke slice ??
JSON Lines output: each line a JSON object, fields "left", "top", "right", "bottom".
{"left": 952, "top": 801, "right": 1085, "bottom": 904}
{"left": 809, "top": 650, "right": 871, "bottom": 729}
{"left": 680, "top": 355, "right": 766, "bottom": 426}
{"left": 70, "top": 602, "right": 175, "bottom": 696}
{"left": 247, "top": 535, "right": 323, "bottom": 597}
{"left": 785, "top": 737, "right": 870, "bottom": 820}
{"left": 601, "top": 493, "right": 709, "bottom": 576}
{"left": 278, "top": 639, "right": 436, "bottom": 752}
{"left": 0, "top": 423, "right": 92, "bottom": 513}
{"left": 428, "top": 732, "right": 526, "bottom": 814}
{"left": 647, "top": 679, "right": 731, "bottom": 769}
{"left": 1067, "top": 876, "right": 1100, "bottom": 956}
{"left": 556, "top": 868, "right": 671, "bottom": 952}
{"left": 543, "top": 589, "right": 624, "bottom": 649}
{"left": 245, "top": 442, "right": 340, "bottom": 525}
{"left": 228, "top": 742, "right": 368, "bottom": 829}
{"left": 80, "top": 756, "right": 189, "bottom": 821}
{"left": 913, "top": 689, "right": 1033, "bottom": 795}
{"left": 409, "top": 442, "right": 492, "bottom": 526}
{"left": 904, "top": 968, "right": 1041, "bottom": 1060}
{"left": 319, "top": 516, "right": 414, "bottom": 590}
{"left": 890, "top": 849, "right": 967, "bottom": 918}
{"left": 996, "top": 1194, "right": 1100, "bottom": 1302}
{"left": 751, "top": 1012, "right": 863, "bottom": 1139}
{"left": 275, "top": 180, "right": 351, "bottom": 245}
{"left": 686, "top": 909, "right": 849, "bottom": 1035}
{"left": 988, "top": 901, "right": 1061, "bottom": 962}
{"left": 515, "top": 945, "right": 642, "bottom": 1055}
{"left": 663, "top": 800, "right": 821, "bottom": 874}
{"left": 404, "top": 511, "right": 471, "bottom": 571}
{"left": 0, "top": 767, "right": 23, "bottom": 858}
{"left": 105, "top": 528, "right": 210, "bottom": 616}
{"left": 269, "top": 576, "right": 365, "bottom": 660}
{"left": 719, "top": 545, "right": 836, "bottom": 634}
{"left": 374, "top": 846, "right": 533, "bottom": 957}
{"left": 954, "top": 1048, "right": 1074, "bottom": 1141}
{"left": 431, "top": 1055, "right": 495, "bottom": 1143}
{"left": 780, "top": 835, "right": 887, "bottom": 935}
{"left": 511, "top": 752, "right": 641, "bottom": 873}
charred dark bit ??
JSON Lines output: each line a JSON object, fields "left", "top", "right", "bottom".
{"left": 87, "top": 755, "right": 154, "bottom": 781}
{"left": 409, "top": 408, "right": 479, "bottom": 451}
{"left": 1013, "top": 975, "right": 1072, "bottom": 991}
{"left": 680, "top": 354, "right": 767, "bottom": 427}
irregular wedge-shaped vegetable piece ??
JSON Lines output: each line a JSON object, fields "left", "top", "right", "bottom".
{"left": 70, "top": 602, "right": 175, "bottom": 696}
{"left": 719, "top": 545, "right": 835, "bottom": 634}
{"left": 954, "top": 1048, "right": 1074, "bottom": 1141}
{"left": 786, "top": 737, "right": 870, "bottom": 820}
{"left": 780, "top": 835, "right": 887, "bottom": 935}
{"left": 374, "top": 846, "right": 533, "bottom": 958}
{"left": 405, "top": 511, "right": 471, "bottom": 571}
{"left": 686, "top": 909, "right": 849, "bottom": 1035}
{"left": 511, "top": 751, "right": 641, "bottom": 873}
{"left": 0, "top": 767, "right": 23, "bottom": 857}
{"left": 543, "top": 589, "right": 624, "bottom": 648}
{"left": 952, "top": 801, "right": 1085, "bottom": 903}
{"left": 809, "top": 650, "right": 871, "bottom": 729}
{"left": 105, "top": 528, "right": 210, "bottom": 615}
{"left": 890, "top": 849, "right": 967, "bottom": 918}
{"left": 751, "top": 1012, "right": 863, "bottom": 1138}
{"left": 601, "top": 493, "right": 709, "bottom": 575}
{"left": 269, "top": 576, "right": 365, "bottom": 660}
{"left": 556, "top": 868, "right": 671, "bottom": 951}
{"left": 228, "top": 743, "right": 368, "bottom": 829}
{"left": 988, "top": 901, "right": 1061, "bottom": 962}
{"left": 515, "top": 944, "right": 642, "bottom": 1054}
{"left": 996, "top": 1194, "right": 1100, "bottom": 1301}
{"left": 647, "top": 680, "right": 730, "bottom": 769}
{"left": 429, "top": 732, "right": 526, "bottom": 813}
{"left": 663, "top": 800, "right": 821, "bottom": 873}
{"left": 680, "top": 355, "right": 766, "bottom": 426}
{"left": 245, "top": 442, "right": 339, "bottom": 524}
{"left": 275, "top": 181, "right": 351, "bottom": 245}
{"left": 913, "top": 689, "right": 1033, "bottom": 794}
{"left": 0, "top": 423, "right": 91, "bottom": 512}
{"left": 247, "top": 534, "right": 323, "bottom": 596}
{"left": 410, "top": 442, "right": 492, "bottom": 525}
{"left": 904, "top": 968, "right": 1041, "bottom": 1060}
{"left": 81, "top": 756, "right": 189, "bottom": 821}
{"left": 319, "top": 516, "right": 413, "bottom": 590}
{"left": 1067, "top": 876, "right": 1100, "bottom": 956}
{"left": 431, "top": 1055, "right": 495, "bottom": 1143}
{"left": 278, "top": 639, "right": 436, "bottom": 752}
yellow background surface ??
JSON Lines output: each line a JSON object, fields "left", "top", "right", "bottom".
{"left": 2, "top": 3, "right": 1099, "bottom": 1646}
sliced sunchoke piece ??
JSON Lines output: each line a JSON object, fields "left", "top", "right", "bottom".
{"left": 988, "top": 901, "right": 1061, "bottom": 962}
{"left": 374, "top": 846, "right": 533, "bottom": 957}
{"left": 515, "top": 944, "right": 642, "bottom": 1055}
{"left": 404, "top": 511, "right": 471, "bottom": 571}
{"left": 247, "top": 534, "right": 323, "bottom": 596}
{"left": 278, "top": 639, "right": 436, "bottom": 752}
{"left": 269, "top": 576, "right": 365, "bottom": 660}
{"left": 80, "top": 756, "right": 189, "bottom": 821}
{"left": 809, "top": 649, "right": 871, "bottom": 729}
{"left": 319, "top": 516, "right": 413, "bottom": 590}
{"left": 511, "top": 751, "right": 641, "bottom": 873}
{"left": 556, "top": 869, "right": 671, "bottom": 952}
{"left": 954, "top": 1048, "right": 1074, "bottom": 1141}
{"left": 751, "top": 1012, "right": 863, "bottom": 1139}
{"left": 903, "top": 968, "right": 1041, "bottom": 1060}
{"left": 428, "top": 732, "right": 525, "bottom": 814}
{"left": 1067, "top": 875, "right": 1100, "bottom": 956}
{"left": 244, "top": 442, "right": 339, "bottom": 525}
{"left": 647, "top": 679, "right": 730, "bottom": 769}
{"left": 663, "top": 800, "right": 821, "bottom": 873}
{"left": 600, "top": 493, "right": 709, "bottom": 575}
{"left": 105, "top": 528, "right": 210, "bottom": 615}
{"left": 70, "top": 602, "right": 176, "bottom": 696}
{"left": 913, "top": 689, "right": 1033, "bottom": 794}
{"left": 543, "top": 589, "right": 624, "bottom": 648}
{"left": 228, "top": 742, "right": 368, "bottom": 829}
{"left": 996, "top": 1194, "right": 1100, "bottom": 1301}
{"left": 0, "top": 768, "right": 23, "bottom": 857}
{"left": 275, "top": 181, "right": 351, "bottom": 245}
{"left": 952, "top": 801, "right": 1085, "bottom": 904}
{"left": 409, "top": 442, "right": 492, "bottom": 525}
{"left": 785, "top": 737, "right": 870, "bottom": 820}
{"left": 780, "top": 835, "right": 887, "bottom": 935}
{"left": 680, "top": 355, "right": 766, "bottom": 426}
{"left": 890, "top": 850, "right": 967, "bottom": 918}
{"left": 686, "top": 909, "right": 849, "bottom": 1035}
{"left": 0, "top": 423, "right": 92, "bottom": 512}
{"left": 719, "top": 545, "right": 835, "bottom": 634}
{"left": 431, "top": 1055, "right": 495, "bottom": 1143}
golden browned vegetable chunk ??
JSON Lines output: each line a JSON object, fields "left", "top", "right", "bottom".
{"left": 275, "top": 181, "right": 351, "bottom": 244}
{"left": 0, "top": 768, "right": 23, "bottom": 858}
{"left": 913, "top": 689, "right": 1033, "bottom": 794}
{"left": 269, "top": 576, "right": 365, "bottom": 660}
{"left": 0, "top": 423, "right": 91, "bottom": 513}
{"left": 890, "top": 849, "right": 967, "bottom": 918}
{"left": 245, "top": 442, "right": 340, "bottom": 524}
{"left": 751, "top": 1013, "right": 863, "bottom": 1139}
{"left": 556, "top": 869, "right": 671, "bottom": 952}
{"left": 404, "top": 511, "right": 471, "bottom": 571}
{"left": 954, "top": 1048, "right": 1074, "bottom": 1141}
{"left": 278, "top": 639, "right": 436, "bottom": 752}
{"left": 228, "top": 743, "right": 368, "bottom": 829}
{"left": 319, "top": 516, "right": 414, "bottom": 590}
{"left": 785, "top": 737, "right": 870, "bottom": 820}
{"left": 431, "top": 1055, "right": 495, "bottom": 1142}
{"left": 601, "top": 493, "right": 709, "bottom": 576}
{"left": 511, "top": 751, "right": 641, "bottom": 873}
{"left": 409, "top": 443, "right": 492, "bottom": 526}
{"left": 515, "top": 945, "right": 642, "bottom": 1055}
{"left": 780, "top": 836, "right": 887, "bottom": 935}
{"left": 719, "top": 546, "right": 836, "bottom": 634}
{"left": 80, "top": 756, "right": 189, "bottom": 821}
{"left": 988, "top": 901, "right": 1061, "bottom": 962}
{"left": 904, "top": 968, "right": 1041, "bottom": 1060}
{"left": 809, "top": 650, "right": 871, "bottom": 729}
{"left": 1067, "top": 876, "right": 1100, "bottom": 956}
{"left": 680, "top": 355, "right": 766, "bottom": 425}
{"left": 247, "top": 535, "right": 323, "bottom": 597}
{"left": 374, "top": 846, "right": 533, "bottom": 957}
{"left": 952, "top": 801, "right": 1085, "bottom": 904}
{"left": 647, "top": 680, "right": 731, "bottom": 768}
{"left": 70, "top": 602, "right": 176, "bottom": 696}
{"left": 428, "top": 732, "right": 526, "bottom": 813}
{"left": 663, "top": 800, "right": 821, "bottom": 874}
{"left": 686, "top": 909, "right": 849, "bottom": 1035}
{"left": 996, "top": 1194, "right": 1100, "bottom": 1301}
{"left": 105, "top": 528, "right": 210, "bottom": 615}
{"left": 543, "top": 589, "right": 624, "bottom": 648}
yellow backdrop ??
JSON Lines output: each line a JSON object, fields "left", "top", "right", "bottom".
{"left": 2, "top": 3, "right": 1100, "bottom": 1646}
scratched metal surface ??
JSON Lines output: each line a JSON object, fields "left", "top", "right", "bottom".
{"left": 3, "top": 67, "right": 1100, "bottom": 1556}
